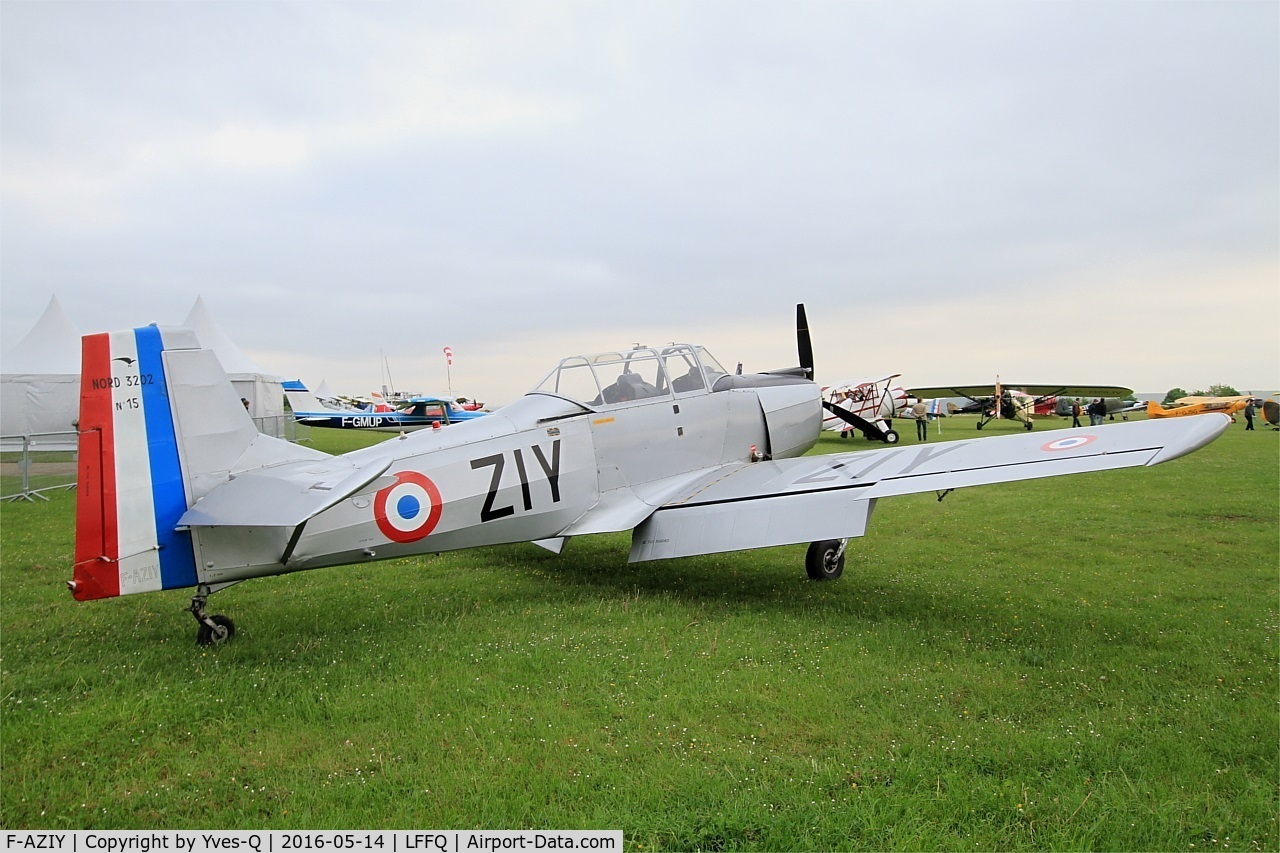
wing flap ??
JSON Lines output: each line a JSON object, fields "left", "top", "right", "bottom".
{"left": 630, "top": 492, "right": 874, "bottom": 561}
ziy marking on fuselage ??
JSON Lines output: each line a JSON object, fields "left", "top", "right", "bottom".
{"left": 470, "top": 439, "right": 563, "bottom": 523}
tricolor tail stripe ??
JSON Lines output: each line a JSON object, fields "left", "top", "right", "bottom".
{"left": 73, "top": 333, "right": 120, "bottom": 599}
{"left": 135, "top": 326, "right": 197, "bottom": 591}
{"left": 72, "top": 328, "right": 198, "bottom": 601}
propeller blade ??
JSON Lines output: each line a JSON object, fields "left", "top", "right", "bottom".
{"left": 796, "top": 303, "right": 814, "bottom": 379}
{"left": 824, "top": 399, "right": 871, "bottom": 427}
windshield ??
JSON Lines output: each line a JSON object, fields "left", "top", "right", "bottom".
{"left": 531, "top": 344, "right": 725, "bottom": 407}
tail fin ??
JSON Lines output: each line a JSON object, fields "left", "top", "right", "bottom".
{"left": 282, "top": 379, "right": 325, "bottom": 414}
{"left": 73, "top": 327, "right": 208, "bottom": 598}
{"left": 71, "top": 325, "right": 318, "bottom": 600}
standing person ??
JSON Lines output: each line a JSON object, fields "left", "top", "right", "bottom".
{"left": 1070, "top": 399, "right": 1082, "bottom": 428}
{"left": 911, "top": 398, "right": 929, "bottom": 441}
{"left": 1244, "top": 398, "right": 1256, "bottom": 431}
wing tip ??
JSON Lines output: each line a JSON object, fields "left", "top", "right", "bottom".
{"left": 1147, "top": 413, "right": 1231, "bottom": 466}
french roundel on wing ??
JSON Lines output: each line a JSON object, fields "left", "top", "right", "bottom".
{"left": 1041, "top": 435, "right": 1098, "bottom": 452}
{"left": 373, "top": 471, "right": 443, "bottom": 543}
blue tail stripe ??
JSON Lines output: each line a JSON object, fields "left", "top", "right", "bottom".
{"left": 134, "top": 327, "right": 198, "bottom": 590}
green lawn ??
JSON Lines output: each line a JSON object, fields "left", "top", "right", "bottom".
{"left": 2, "top": 414, "right": 1276, "bottom": 850}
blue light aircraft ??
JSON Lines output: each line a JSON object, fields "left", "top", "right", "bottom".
{"left": 284, "top": 380, "right": 487, "bottom": 431}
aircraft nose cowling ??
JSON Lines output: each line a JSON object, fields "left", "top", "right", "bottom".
{"left": 1146, "top": 413, "right": 1232, "bottom": 466}
{"left": 755, "top": 382, "right": 822, "bottom": 459}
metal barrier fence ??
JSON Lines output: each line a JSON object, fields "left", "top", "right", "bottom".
{"left": 1, "top": 431, "right": 79, "bottom": 502}
{"left": 253, "top": 414, "right": 311, "bottom": 443}
{"left": 1, "top": 417, "right": 311, "bottom": 502}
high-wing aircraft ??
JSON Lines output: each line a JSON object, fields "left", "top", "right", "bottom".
{"left": 70, "top": 309, "right": 1227, "bottom": 644}
{"left": 1145, "top": 397, "right": 1250, "bottom": 419}
{"left": 906, "top": 380, "right": 1134, "bottom": 430}
{"left": 285, "top": 380, "right": 488, "bottom": 431}
{"left": 820, "top": 376, "right": 908, "bottom": 443}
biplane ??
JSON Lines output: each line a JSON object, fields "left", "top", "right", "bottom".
{"left": 820, "top": 376, "right": 909, "bottom": 443}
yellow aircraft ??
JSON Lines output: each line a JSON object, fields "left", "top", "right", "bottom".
{"left": 1264, "top": 396, "right": 1279, "bottom": 428}
{"left": 1145, "top": 396, "right": 1250, "bottom": 419}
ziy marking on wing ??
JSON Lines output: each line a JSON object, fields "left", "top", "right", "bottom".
{"left": 792, "top": 443, "right": 965, "bottom": 486}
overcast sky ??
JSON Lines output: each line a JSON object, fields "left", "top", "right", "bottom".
{"left": 3, "top": 1, "right": 1277, "bottom": 404}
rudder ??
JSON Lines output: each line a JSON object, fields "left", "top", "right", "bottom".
{"left": 72, "top": 327, "right": 204, "bottom": 599}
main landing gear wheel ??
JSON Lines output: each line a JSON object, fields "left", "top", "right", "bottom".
{"left": 197, "top": 614, "right": 236, "bottom": 646}
{"left": 806, "top": 539, "right": 846, "bottom": 581}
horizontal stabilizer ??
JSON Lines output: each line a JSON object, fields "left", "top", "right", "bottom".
{"left": 180, "top": 455, "right": 395, "bottom": 528}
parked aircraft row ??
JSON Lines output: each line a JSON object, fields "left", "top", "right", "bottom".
{"left": 290, "top": 368, "right": 1149, "bottom": 441}
{"left": 818, "top": 376, "right": 1139, "bottom": 439}
{"left": 69, "top": 305, "right": 1229, "bottom": 645}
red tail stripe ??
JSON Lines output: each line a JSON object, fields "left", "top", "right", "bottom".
{"left": 72, "top": 333, "right": 120, "bottom": 599}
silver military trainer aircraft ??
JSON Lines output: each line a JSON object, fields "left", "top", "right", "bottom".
{"left": 70, "top": 307, "right": 1229, "bottom": 644}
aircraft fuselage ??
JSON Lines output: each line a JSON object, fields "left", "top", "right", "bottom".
{"left": 189, "top": 371, "right": 821, "bottom": 585}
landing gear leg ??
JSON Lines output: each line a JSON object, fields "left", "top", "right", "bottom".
{"left": 189, "top": 583, "right": 237, "bottom": 645}
{"left": 806, "top": 539, "right": 847, "bottom": 581}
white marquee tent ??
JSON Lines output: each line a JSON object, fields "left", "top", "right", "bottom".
{"left": 2, "top": 295, "right": 285, "bottom": 446}
{"left": 181, "top": 296, "right": 284, "bottom": 420}
{"left": 1, "top": 295, "right": 82, "bottom": 442}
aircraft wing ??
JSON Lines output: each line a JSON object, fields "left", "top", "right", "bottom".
{"left": 1006, "top": 384, "right": 1133, "bottom": 398}
{"left": 1174, "top": 395, "right": 1253, "bottom": 406}
{"left": 629, "top": 414, "right": 1227, "bottom": 561}
{"left": 905, "top": 384, "right": 999, "bottom": 401}
{"left": 907, "top": 383, "right": 1133, "bottom": 400}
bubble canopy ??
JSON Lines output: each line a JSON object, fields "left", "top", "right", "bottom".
{"left": 529, "top": 344, "right": 729, "bottom": 407}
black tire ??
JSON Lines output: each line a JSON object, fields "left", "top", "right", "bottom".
{"left": 1024, "top": 421, "right": 1034, "bottom": 431}
{"left": 883, "top": 429, "right": 899, "bottom": 444}
{"left": 197, "top": 614, "right": 236, "bottom": 646}
{"left": 976, "top": 422, "right": 984, "bottom": 430}
{"left": 805, "top": 540, "right": 845, "bottom": 581}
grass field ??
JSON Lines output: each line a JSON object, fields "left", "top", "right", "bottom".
{"left": 2, "top": 414, "right": 1276, "bottom": 850}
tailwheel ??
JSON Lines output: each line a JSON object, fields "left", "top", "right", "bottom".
{"left": 197, "top": 614, "right": 236, "bottom": 646}
{"left": 805, "top": 539, "right": 846, "bottom": 581}
{"left": 189, "top": 583, "right": 238, "bottom": 645}
{"left": 883, "top": 429, "right": 900, "bottom": 444}
{"left": 1024, "top": 420, "right": 1034, "bottom": 431}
